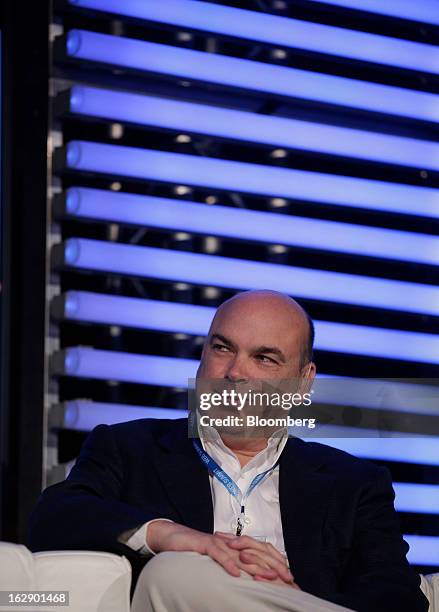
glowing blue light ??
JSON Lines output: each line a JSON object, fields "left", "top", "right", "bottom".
{"left": 62, "top": 238, "right": 439, "bottom": 317}
{"left": 404, "top": 536, "right": 439, "bottom": 566}
{"left": 310, "top": 379, "right": 438, "bottom": 416}
{"left": 66, "top": 141, "right": 82, "bottom": 167}
{"left": 306, "top": 431, "right": 439, "bottom": 466}
{"left": 64, "top": 187, "right": 439, "bottom": 260}
{"left": 63, "top": 399, "right": 187, "bottom": 430}
{"left": 66, "top": 1, "right": 439, "bottom": 74}
{"left": 64, "top": 142, "right": 439, "bottom": 218}
{"left": 314, "top": 322, "right": 439, "bottom": 365}
{"left": 65, "top": 30, "right": 439, "bottom": 123}
{"left": 307, "top": 0, "right": 439, "bottom": 27}
{"left": 62, "top": 347, "right": 198, "bottom": 386}
{"left": 62, "top": 291, "right": 439, "bottom": 364}
{"left": 68, "top": 86, "right": 439, "bottom": 172}
{"left": 392, "top": 483, "right": 439, "bottom": 514}
{"left": 64, "top": 291, "right": 214, "bottom": 335}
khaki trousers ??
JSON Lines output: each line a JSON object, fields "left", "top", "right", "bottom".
{"left": 131, "top": 551, "right": 354, "bottom": 612}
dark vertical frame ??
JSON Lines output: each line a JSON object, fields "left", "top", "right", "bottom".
{"left": 0, "top": 0, "right": 49, "bottom": 542}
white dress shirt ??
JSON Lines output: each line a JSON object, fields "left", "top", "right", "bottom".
{"left": 126, "top": 424, "right": 289, "bottom": 558}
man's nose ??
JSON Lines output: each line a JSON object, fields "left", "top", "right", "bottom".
{"left": 224, "top": 354, "right": 249, "bottom": 383}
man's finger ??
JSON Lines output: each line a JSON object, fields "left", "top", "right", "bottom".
{"left": 226, "top": 536, "right": 285, "bottom": 562}
{"left": 206, "top": 540, "right": 241, "bottom": 577}
{"left": 239, "top": 550, "right": 293, "bottom": 584}
{"left": 226, "top": 535, "right": 267, "bottom": 553}
{"left": 207, "top": 538, "right": 275, "bottom": 580}
{"left": 238, "top": 563, "right": 278, "bottom": 579}
{"left": 266, "top": 542, "right": 290, "bottom": 565}
{"left": 225, "top": 537, "right": 291, "bottom": 574}
{"left": 254, "top": 575, "right": 302, "bottom": 590}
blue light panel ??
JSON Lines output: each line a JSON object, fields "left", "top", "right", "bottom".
{"left": 307, "top": 0, "right": 439, "bottom": 27}
{"left": 63, "top": 347, "right": 198, "bottom": 386}
{"left": 404, "top": 536, "right": 439, "bottom": 566}
{"left": 65, "top": 30, "right": 439, "bottom": 123}
{"left": 67, "top": 0, "right": 439, "bottom": 74}
{"left": 63, "top": 400, "right": 187, "bottom": 429}
{"left": 309, "top": 379, "right": 438, "bottom": 417}
{"left": 68, "top": 86, "right": 439, "bottom": 172}
{"left": 64, "top": 141, "right": 439, "bottom": 218}
{"left": 62, "top": 238, "right": 439, "bottom": 317}
{"left": 64, "top": 187, "right": 439, "bottom": 261}
{"left": 63, "top": 291, "right": 439, "bottom": 364}
{"left": 392, "top": 483, "right": 439, "bottom": 515}
{"left": 307, "top": 431, "right": 439, "bottom": 466}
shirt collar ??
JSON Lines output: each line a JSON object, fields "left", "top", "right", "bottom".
{"left": 197, "top": 419, "right": 289, "bottom": 473}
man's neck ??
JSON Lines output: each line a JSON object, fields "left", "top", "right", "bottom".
{"left": 220, "top": 435, "right": 269, "bottom": 468}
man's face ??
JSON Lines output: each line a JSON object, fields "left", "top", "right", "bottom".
{"left": 194, "top": 292, "right": 316, "bottom": 437}
{"left": 197, "top": 294, "right": 309, "bottom": 383}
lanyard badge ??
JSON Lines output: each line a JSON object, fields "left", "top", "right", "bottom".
{"left": 192, "top": 439, "right": 278, "bottom": 536}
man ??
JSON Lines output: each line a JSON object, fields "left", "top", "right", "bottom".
{"left": 28, "top": 290, "right": 428, "bottom": 612}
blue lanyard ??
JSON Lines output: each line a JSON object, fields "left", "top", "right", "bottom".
{"left": 192, "top": 439, "right": 278, "bottom": 535}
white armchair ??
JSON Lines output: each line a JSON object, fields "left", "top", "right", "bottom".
{"left": 0, "top": 541, "right": 131, "bottom": 612}
{"left": 0, "top": 541, "right": 437, "bottom": 612}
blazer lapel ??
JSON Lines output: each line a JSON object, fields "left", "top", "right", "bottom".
{"left": 279, "top": 437, "right": 335, "bottom": 591}
{"left": 151, "top": 421, "right": 214, "bottom": 535}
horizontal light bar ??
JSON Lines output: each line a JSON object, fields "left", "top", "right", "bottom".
{"left": 63, "top": 400, "right": 187, "bottom": 429}
{"left": 404, "top": 536, "right": 439, "bottom": 566}
{"left": 306, "top": 379, "right": 438, "bottom": 417}
{"left": 392, "top": 483, "right": 439, "bottom": 514}
{"left": 68, "top": 86, "right": 439, "bottom": 173}
{"left": 58, "top": 400, "right": 439, "bottom": 514}
{"left": 67, "top": 0, "right": 439, "bottom": 74}
{"left": 65, "top": 30, "right": 439, "bottom": 123}
{"left": 64, "top": 187, "right": 439, "bottom": 263}
{"left": 60, "top": 347, "right": 198, "bottom": 386}
{"left": 63, "top": 291, "right": 214, "bottom": 334}
{"left": 61, "top": 291, "right": 439, "bottom": 365}
{"left": 61, "top": 238, "right": 439, "bottom": 316}
{"left": 307, "top": 0, "right": 439, "bottom": 27}
{"left": 64, "top": 141, "right": 439, "bottom": 218}
{"left": 307, "top": 430, "right": 439, "bottom": 466}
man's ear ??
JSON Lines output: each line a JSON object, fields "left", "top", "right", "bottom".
{"left": 298, "top": 361, "right": 316, "bottom": 396}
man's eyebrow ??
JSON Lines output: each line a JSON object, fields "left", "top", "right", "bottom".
{"left": 210, "top": 333, "right": 237, "bottom": 349}
{"left": 253, "top": 345, "right": 287, "bottom": 363}
{"left": 209, "top": 335, "right": 286, "bottom": 362}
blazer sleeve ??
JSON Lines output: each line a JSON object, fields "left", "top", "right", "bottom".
{"left": 27, "top": 423, "right": 159, "bottom": 557}
{"left": 327, "top": 466, "right": 429, "bottom": 612}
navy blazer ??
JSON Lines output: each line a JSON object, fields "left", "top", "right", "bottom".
{"left": 28, "top": 418, "right": 428, "bottom": 611}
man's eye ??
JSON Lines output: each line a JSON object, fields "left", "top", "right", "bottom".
{"left": 212, "top": 343, "right": 229, "bottom": 352}
{"left": 256, "top": 355, "right": 277, "bottom": 364}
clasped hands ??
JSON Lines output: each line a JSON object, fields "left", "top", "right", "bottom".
{"left": 147, "top": 521, "right": 300, "bottom": 589}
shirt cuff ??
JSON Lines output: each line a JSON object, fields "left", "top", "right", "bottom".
{"left": 126, "top": 519, "right": 174, "bottom": 556}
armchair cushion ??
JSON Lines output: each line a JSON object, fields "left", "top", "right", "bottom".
{"left": 0, "top": 542, "right": 131, "bottom": 612}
